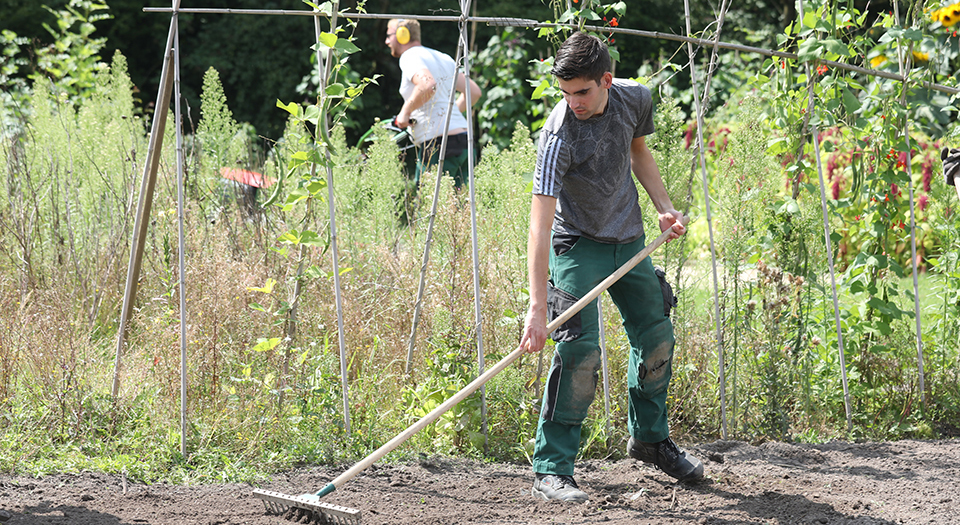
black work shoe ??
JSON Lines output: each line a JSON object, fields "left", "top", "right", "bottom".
{"left": 531, "top": 474, "right": 589, "bottom": 503}
{"left": 627, "top": 437, "right": 704, "bottom": 482}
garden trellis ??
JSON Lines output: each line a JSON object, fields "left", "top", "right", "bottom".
{"left": 112, "top": 0, "right": 960, "bottom": 457}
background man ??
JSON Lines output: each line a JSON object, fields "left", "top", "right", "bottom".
{"left": 520, "top": 32, "right": 702, "bottom": 504}
{"left": 385, "top": 19, "right": 482, "bottom": 188}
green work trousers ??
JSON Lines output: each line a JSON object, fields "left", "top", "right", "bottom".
{"left": 532, "top": 234, "right": 675, "bottom": 476}
{"left": 414, "top": 132, "right": 474, "bottom": 189}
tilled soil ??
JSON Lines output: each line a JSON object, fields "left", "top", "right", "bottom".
{"left": 1, "top": 439, "right": 957, "bottom": 524}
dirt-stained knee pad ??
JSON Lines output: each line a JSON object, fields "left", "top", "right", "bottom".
{"left": 541, "top": 341, "right": 602, "bottom": 425}
{"left": 637, "top": 338, "right": 673, "bottom": 396}
{"left": 628, "top": 319, "right": 675, "bottom": 400}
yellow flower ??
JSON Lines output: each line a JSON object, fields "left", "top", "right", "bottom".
{"left": 937, "top": 2, "right": 960, "bottom": 27}
{"left": 870, "top": 55, "right": 888, "bottom": 68}
{"left": 912, "top": 50, "right": 930, "bottom": 64}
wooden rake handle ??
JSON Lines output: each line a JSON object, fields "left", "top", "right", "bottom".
{"left": 315, "top": 216, "right": 688, "bottom": 498}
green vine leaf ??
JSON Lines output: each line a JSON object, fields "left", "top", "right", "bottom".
{"left": 276, "top": 99, "right": 300, "bottom": 116}
{"left": 253, "top": 338, "right": 282, "bottom": 352}
{"left": 531, "top": 79, "right": 550, "bottom": 99}
{"left": 334, "top": 39, "right": 361, "bottom": 55}
{"left": 821, "top": 38, "right": 851, "bottom": 57}
{"left": 246, "top": 278, "right": 277, "bottom": 294}
{"left": 325, "top": 83, "right": 346, "bottom": 98}
{"left": 317, "top": 32, "right": 338, "bottom": 52}
{"left": 300, "top": 231, "right": 324, "bottom": 247}
{"left": 797, "top": 39, "right": 823, "bottom": 61}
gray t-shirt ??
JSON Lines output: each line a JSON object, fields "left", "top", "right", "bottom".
{"left": 532, "top": 79, "right": 654, "bottom": 244}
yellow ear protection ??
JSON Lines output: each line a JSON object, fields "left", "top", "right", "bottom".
{"left": 396, "top": 22, "right": 410, "bottom": 45}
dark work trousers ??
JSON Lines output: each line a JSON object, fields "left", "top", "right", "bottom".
{"left": 414, "top": 132, "right": 476, "bottom": 188}
{"left": 532, "top": 233, "right": 675, "bottom": 476}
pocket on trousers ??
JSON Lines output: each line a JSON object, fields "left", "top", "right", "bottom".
{"left": 655, "top": 266, "right": 677, "bottom": 317}
{"left": 547, "top": 279, "right": 581, "bottom": 342}
{"left": 552, "top": 234, "right": 580, "bottom": 256}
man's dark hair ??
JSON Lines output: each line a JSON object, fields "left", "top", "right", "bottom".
{"left": 551, "top": 32, "right": 611, "bottom": 83}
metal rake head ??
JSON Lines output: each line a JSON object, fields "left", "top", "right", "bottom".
{"left": 253, "top": 488, "right": 361, "bottom": 525}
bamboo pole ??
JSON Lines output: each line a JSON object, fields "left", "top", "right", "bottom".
{"left": 893, "top": 2, "right": 927, "bottom": 409}
{"left": 314, "top": 4, "right": 352, "bottom": 435}
{"left": 458, "top": 0, "right": 489, "bottom": 453}
{"left": 172, "top": 4, "right": 189, "bottom": 458}
{"left": 683, "top": 0, "right": 727, "bottom": 439}
{"left": 404, "top": 46, "right": 463, "bottom": 375}
{"left": 798, "top": 0, "right": 853, "bottom": 432}
{"left": 112, "top": 0, "right": 182, "bottom": 398}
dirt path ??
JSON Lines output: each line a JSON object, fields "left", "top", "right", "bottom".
{"left": 1, "top": 439, "right": 957, "bottom": 524}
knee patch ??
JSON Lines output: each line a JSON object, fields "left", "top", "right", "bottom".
{"left": 635, "top": 322, "right": 675, "bottom": 398}
{"left": 542, "top": 347, "right": 601, "bottom": 425}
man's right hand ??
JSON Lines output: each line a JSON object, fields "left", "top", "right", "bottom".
{"left": 520, "top": 305, "right": 548, "bottom": 354}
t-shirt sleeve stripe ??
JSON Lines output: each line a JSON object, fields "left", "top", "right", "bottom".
{"left": 534, "top": 132, "right": 562, "bottom": 196}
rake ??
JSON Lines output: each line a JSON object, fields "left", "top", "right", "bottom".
{"left": 253, "top": 217, "right": 687, "bottom": 524}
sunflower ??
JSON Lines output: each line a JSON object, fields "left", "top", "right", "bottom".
{"left": 935, "top": 2, "right": 960, "bottom": 27}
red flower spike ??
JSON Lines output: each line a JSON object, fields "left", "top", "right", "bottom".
{"left": 611, "top": 17, "right": 619, "bottom": 27}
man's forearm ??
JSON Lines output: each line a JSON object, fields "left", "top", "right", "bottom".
{"left": 527, "top": 231, "right": 550, "bottom": 316}
{"left": 520, "top": 194, "right": 556, "bottom": 353}
{"left": 400, "top": 85, "right": 434, "bottom": 119}
{"left": 631, "top": 137, "right": 674, "bottom": 214}
{"left": 527, "top": 195, "right": 556, "bottom": 315}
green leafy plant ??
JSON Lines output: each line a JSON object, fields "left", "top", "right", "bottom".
{"left": 474, "top": 28, "right": 550, "bottom": 148}
{"left": 402, "top": 341, "right": 486, "bottom": 453}
{"left": 31, "top": 0, "right": 111, "bottom": 102}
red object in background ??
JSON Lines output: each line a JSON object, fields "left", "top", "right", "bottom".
{"left": 219, "top": 167, "right": 276, "bottom": 188}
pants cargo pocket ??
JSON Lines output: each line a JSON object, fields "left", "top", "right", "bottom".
{"left": 654, "top": 266, "right": 677, "bottom": 318}
{"left": 547, "top": 280, "right": 581, "bottom": 342}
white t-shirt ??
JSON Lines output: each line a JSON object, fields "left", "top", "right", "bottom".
{"left": 398, "top": 46, "right": 469, "bottom": 145}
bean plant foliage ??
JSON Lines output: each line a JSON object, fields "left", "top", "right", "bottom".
{"left": 0, "top": 0, "right": 959, "bottom": 484}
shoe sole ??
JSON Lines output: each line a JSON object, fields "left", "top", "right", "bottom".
{"left": 531, "top": 487, "right": 589, "bottom": 504}
{"left": 531, "top": 487, "right": 549, "bottom": 501}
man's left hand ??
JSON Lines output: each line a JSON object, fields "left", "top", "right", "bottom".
{"left": 658, "top": 209, "right": 686, "bottom": 240}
